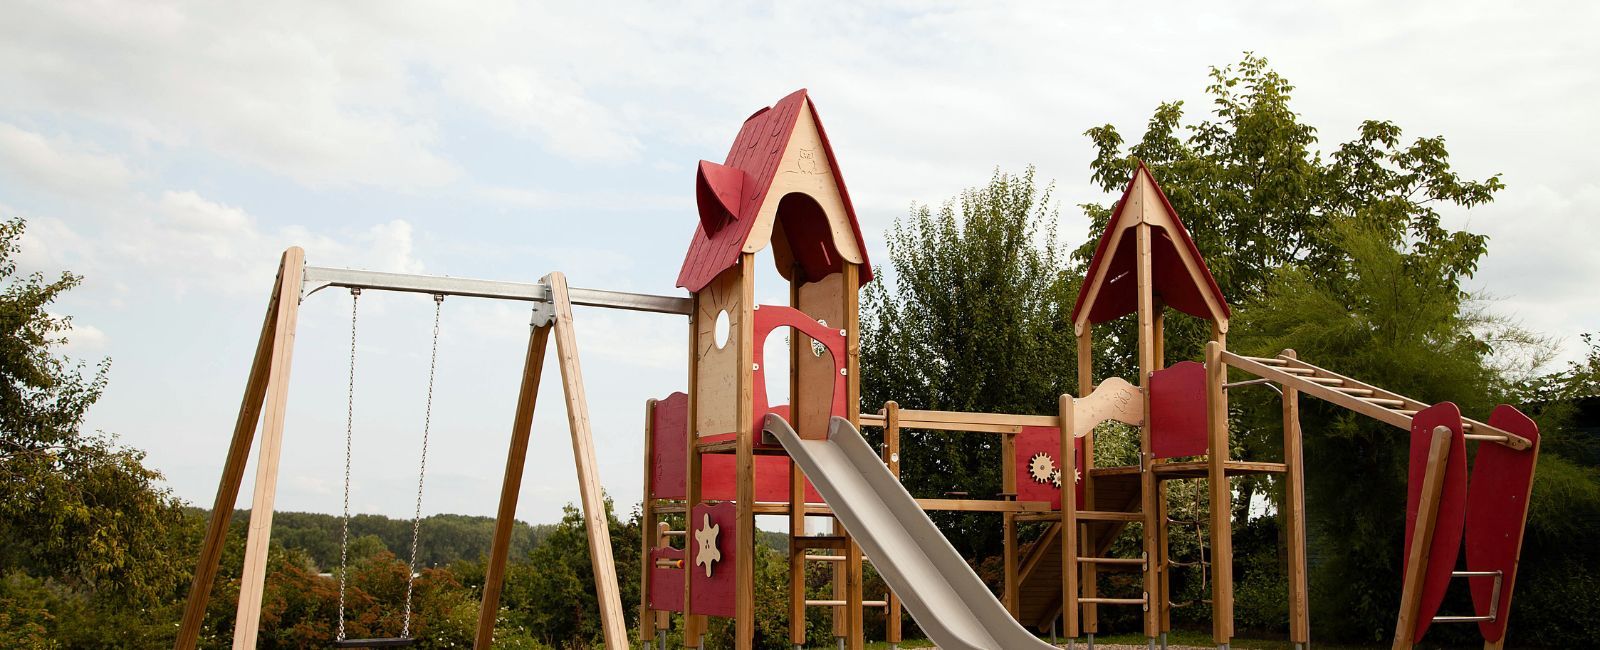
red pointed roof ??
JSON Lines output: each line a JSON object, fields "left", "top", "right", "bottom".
{"left": 676, "top": 89, "right": 872, "bottom": 292}
{"left": 1071, "top": 163, "right": 1229, "bottom": 327}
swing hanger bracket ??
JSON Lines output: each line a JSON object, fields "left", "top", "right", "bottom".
{"left": 530, "top": 300, "right": 556, "bottom": 328}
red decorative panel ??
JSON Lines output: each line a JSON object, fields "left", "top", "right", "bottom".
{"left": 1013, "top": 426, "right": 1085, "bottom": 509}
{"left": 650, "top": 392, "right": 688, "bottom": 500}
{"left": 698, "top": 405, "right": 823, "bottom": 504}
{"left": 1465, "top": 405, "right": 1540, "bottom": 642}
{"left": 750, "top": 304, "right": 847, "bottom": 437}
{"left": 688, "top": 501, "right": 737, "bottom": 618}
{"left": 648, "top": 546, "right": 685, "bottom": 613}
{"left": 1405, "top": 402, "right": 1468, "bottom": 643}
{"left": 1149, "top": 361, "right": 1208, "bottom": 459}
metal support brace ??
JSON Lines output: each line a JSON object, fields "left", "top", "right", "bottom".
{"left": 1160, "top": 632, "right": 1168, "bottom": 650}
{"left": 303, "top": 265, "right": 692, "bottom": 315}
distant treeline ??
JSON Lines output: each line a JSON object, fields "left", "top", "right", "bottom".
{"left": 187, "top": 508, "right": 558, "bottom": 571}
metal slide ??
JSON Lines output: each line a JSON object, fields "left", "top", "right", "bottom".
{"left": 763, "top": 414, "right": 1057, "bottom": 650}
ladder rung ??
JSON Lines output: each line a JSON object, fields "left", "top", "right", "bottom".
{"left": 1399, "top": 410, "right": 1419, "bottom": 416}
{"left": 804, "top": 554, "right": 868, "bottom": 562}
{"left": 1077, "top": 556, "right": 1146, "bottom": 565}
{"left": 805, "top": 599, "right": 889, "bottom": 608}
{"left": 1432, "top": 614, "right": 1494, "bottom": 623}
{"left": 1334, "top": 387, "right": 1374, "bottom": 396}
{"left": 1073, "top": 510, "right": 1143, "bottom": 522}
{"left": 1280, "top": 367, "right": 1314, "bottom": 375}
{"left": 793, "top": 536, "right": 849, "bottom": 550}
{"left": 1305, "top": 376, "right": 1345, "bottom": 385}
{"left": 1078, "top": 596, "right": 1147, "bottom": 605}
{"left": 1363, "top": 397, "right": 1405, "bottom": 407}
{"left": 1243, "top": 356, "right": 1288, "bottom": 366}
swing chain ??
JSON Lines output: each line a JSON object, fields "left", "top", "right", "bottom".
{"left": 401, "top": 293, "right": 444, "bottom": 638}
{"left": 337, "top": 288, "right": 360, "bottom": 642}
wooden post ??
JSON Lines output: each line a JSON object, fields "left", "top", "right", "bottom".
{"left": 1153, "top": 298, "right": 1169, "bottom": 633}
{"left": 175, "top": 247, "right": 302, "bottom": 650}
{"left": 1002, "top": 428, "right": 1018, "bottom": 616}
{"left": 734, "top": 256, "right": 757, "bottom": 650}
{"left": 1392, "top": 426, "right": 1453, "bottom": 650}
{"left": 475, "top": 322, "right": 553, "bottom": 648}
{"left": 545, "top": 272, "right": 628, "bottom": 649}
{"left": 230, "top": 247, "right": 306, "bottom": 649}
{"left": 884, "top": 401, "right": 903, "bottom": 646}
{"left": 1060, "top": 394, "right": 1080, "bottom": 637}
{"left": 639, "top": 398, "right": 660, "bottom": 647}
{"left": 1205, "top": 336, "right": 1235, "bottom": 645}
{"left": 1075, "top": 328, "right": 1098, "bottom": 635}
{"left": 788, "top": 270, "right": 807, "bottom": 650}
{"left": 1281, "top": 350, "right": 1310, "bottom": 647}
{"left": 684, "top": 298, "right": 706, "bottom": 649}
{"left": 1135, "top": 223, "right": 1160, "bottom": 640}
{"left": 843, "top": 262, "right": 864, "bottom": 650}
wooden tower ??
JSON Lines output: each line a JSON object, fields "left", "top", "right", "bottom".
{"left": 675, "top": 88, "right": 872, "bottom": 650}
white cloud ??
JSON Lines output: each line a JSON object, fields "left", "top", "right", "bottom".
{"left": 446, "top": 65, "right": 644, "bottom": 163}
{"left": 0, "top": 122, "right": 134, "bottom": 197}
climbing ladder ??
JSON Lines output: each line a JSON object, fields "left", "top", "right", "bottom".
{"left": 1222, "top": 352, "right": 1532, "bottom": 451}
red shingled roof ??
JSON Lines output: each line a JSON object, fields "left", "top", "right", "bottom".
{"left": 676, "top": 89, "right": 872, "bottom": 292}
{"left": 1070, "top": 162, "right": 1230, "bottom": 326}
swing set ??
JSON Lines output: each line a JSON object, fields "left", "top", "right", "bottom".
{"left": 173, "top": 250, "right": 682, "bottom": 649}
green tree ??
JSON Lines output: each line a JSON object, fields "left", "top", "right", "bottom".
{"left": 497, "top": 498, "right": 640, "bottom": 647}
{"left": 0, "top": 217, "right": 193, "bottom": 628}
{"left": 859, "top": 167, "right": 1078, "bottom": 560}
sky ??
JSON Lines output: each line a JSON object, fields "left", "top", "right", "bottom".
{"left": 2, "top": 1, "right": 1597, "bottom": 527}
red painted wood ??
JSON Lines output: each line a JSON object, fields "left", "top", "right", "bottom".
{"left": 1465, "top": 405, "right": 1539, "bottom": 642}
{"left": 1405, "top": 402, "right": 1468, "bottom": 643}
{"left": 1149, "top": 361, "right": 1208, "bottom": 459}
{"left": 695, "top": 160, "right": 747, "bottom": 235}
{"left": 750, "top": 304, "right": 847, "bottom": 438}
{"left": 648, "top": 546, "right": 685, "bottom": 612}
{"left": 676, "top": 90, "right": 871, "bottom": 292}
{"left": 650, "top": 392, "right": 689, "bottom": 500}
{"left": 688, "top": 501, "right": 738, "bottom": 618}
{"left": 698, "top": 406, "right": 823, "bottom": 504}
{"left": 1013, "top": 425, "right": 1085, "bottom": 509}
{"left": 1068, "top": 162, "right": 1229, "bottom": 325}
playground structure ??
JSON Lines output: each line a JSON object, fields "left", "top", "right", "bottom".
{"left": 176, "top": 89, "right": 1541, "bottom": 650}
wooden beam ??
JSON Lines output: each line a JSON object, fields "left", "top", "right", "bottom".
{"left": 788, "top": 270, "right": 807, "bottom": 650}
{"left": 175, "top": 247, "right": 300, "bottom": 650}
{"left": 1135, "top": 222, "right": 1160, "bottom": 640}
{"left": 639, "top": 398, "right": 659, "bottom": 647}
{"left": 475, "top": 322, "right": 552, "bottom": 648}
{"left": 684, "top": 285, "right": 705, "bottom": 648}
{"left": 893, "top": 409, "right": 1060, "bottom": 428}
{"left": 1392, "top": 426, "right": 1453, "bottom": 650}
{"left": 1281, "top": 350, "right": 1311, "bottom": 646}
{"left": 545, "top": 272, "right": 628, "bottom": 649}
{"left": 230, "top": 247, "right": 306, "bottom": 649}
{"left": 734, "top": 256, "right": 756, "bottom": 650}
{"left": 884, "top": 401, "right": 903, "bottom": 645}
{"left": 1205, "top": 336, "right": 1235, "bottom": 645}
{"left": 1060, "top": 394, "right": 1080, "bottom": 638}
{"left": 1002, "top": 425, "right": 1018, "bottom": 616}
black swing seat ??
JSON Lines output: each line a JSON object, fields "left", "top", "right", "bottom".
{"left": 332, "top": 638, "right": 416, "bottom": 648}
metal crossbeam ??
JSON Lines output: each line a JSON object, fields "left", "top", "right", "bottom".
{"left": 301, "top": 266, "right": 692, "bottom": 315}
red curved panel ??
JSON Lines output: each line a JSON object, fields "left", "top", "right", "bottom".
{"left": 1405, "top": 402, "right": 1468, "bottom": 643}
{"left": 751, "top": 304, "right": 848, "bottom": 437}
{"left": 688, "top": 501, "right": 738, "bottom": 618}
{"left": 648, "top": 546, "right": 685, "bottom": 612}
{"left": 1013, "top": 426, "right": 1084, "bottom": 509}
{"left": 1150, "top": 361, "right": 1207, "bottom": 459}
{"left": 1465, "top": 405, "right": 1540, "bottom": 642}
{"left": 650, "top": 392, "right": 689, "bottom": 500}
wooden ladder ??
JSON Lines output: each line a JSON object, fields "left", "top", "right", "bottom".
{"left": 1221, "top": 352, "right": 1532, "bottom": 450}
